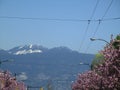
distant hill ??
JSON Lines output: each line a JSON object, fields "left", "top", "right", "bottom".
{"left": 0, "top": 49, "right": 10, "bottom": 58}
{"left": 0, "top": 45, "right": 95, "bottom": 89}
{"left": 0, "top": 45, "right": 94, "bottom": 64}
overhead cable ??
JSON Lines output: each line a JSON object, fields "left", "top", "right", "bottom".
{"left": 91, "top": 0, "right": 114, "bottom": 39}
{"left": 79, "top": 20, "right": 91, "bottom": 51}
{"left": 101, "top": 0, "right": 114, "bottom": 19}
{"left": 0, "top": 16, "right": 119, "bottom": 22}
{"left": 85, "top": 0, "right": 114, "bottom": 54}
{"left": 79, "top": 0, "right": 100, "bottom": 52}
{"left": 85, "top": 20, "right": 101, "bottom": 53}
{"left": 90, "top": 0, "right": 100, "bottom": 19}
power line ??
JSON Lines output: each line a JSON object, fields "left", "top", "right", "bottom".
{"left": 0, "top": 16, "right": 91, "bottom": 22}
{"left": 85, "top": 20, "right": 101, "bottom": 53}
{"left": 79, "top": 0, "right": 100, "bottom": 52}
{"left": 92, "top": 20, "right": 101, "bottom": 38}
{"left": 101, "top": 0, "right": 114, "bottom": 19}
{"left": 85, "top": 0, "right": 114, "bottom": 54}
{"left": 90, "top": 0, "right": 100, "bottom": 19}
{"left": 102, "top": 17, "right": 120, "bottom": 21}
{"left": 0, "top": 16, "right": 119, "bottom": 22}
{"left": 79, "top": 20, "right": 91, "bottom": 51}
{"left": 91, "top": 0, "right": 114, "bottom": 39}
{"left": 91, "top": 0, "right": 114, "bottom": 38}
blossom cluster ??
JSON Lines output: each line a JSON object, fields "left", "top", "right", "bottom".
{"left": 72, "top": 71, "right": 102, "bottom": 90}
{"left": 72, "top": 35, "right": 120, "bottom": 90}
{"left": 0, "top": 70, "right": 26, "bottom": 90}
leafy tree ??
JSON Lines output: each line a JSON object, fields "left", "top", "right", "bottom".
{"left": 72, "top": 34, "right": 120, "bottom": 90}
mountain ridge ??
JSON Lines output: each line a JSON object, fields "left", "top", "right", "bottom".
{"left": 0, "top": 45, "right": 95, "bottom": 88}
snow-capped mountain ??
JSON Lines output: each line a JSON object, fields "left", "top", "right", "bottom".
{"left": 8, "top": 44, "right": 48, "bottom": 55}
{"left": 0, "top": 45, "right": 94, "bottom": 89}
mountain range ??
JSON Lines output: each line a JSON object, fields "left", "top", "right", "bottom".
{"left": 0, "top": 45, "right": 95, "bottom": 89}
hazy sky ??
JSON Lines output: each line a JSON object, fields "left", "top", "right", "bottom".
{"left": 0, "top": 0, "right": 120, "bottom": 54}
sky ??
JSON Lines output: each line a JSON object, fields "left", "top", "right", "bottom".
{"left": 0, "top": 0, "right": 120, "bottom": 54}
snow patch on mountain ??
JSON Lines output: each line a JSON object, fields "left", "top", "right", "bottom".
{"left": 29, "top": 44, "right": 32, "bottom": 49}
{"left": 19, "top": 46, "right": 24, "bottom": 49}
{"left": 14, "top": 49, "right": 42, "bottom": 55}
{"left": 7, "top": 44, "right": 49, "bottom": 55}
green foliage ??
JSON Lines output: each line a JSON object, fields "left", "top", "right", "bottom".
{"left": 112, "top": 34, "right": 120, "bottom": 49}
{"left": 91, "top": 53, "right": 104, "bottom": 70}
{"left": 116, "top": 34, "right": 120, "bottom": 40}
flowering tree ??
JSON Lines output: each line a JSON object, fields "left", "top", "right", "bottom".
{"left": 0, "top": 70, "right": 26, "bottom": 90}
{"left": 72, "top": 35, "right": 120, "bottom": 90}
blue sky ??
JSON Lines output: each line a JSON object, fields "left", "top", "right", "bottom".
{"left": 0, "top": 0, "right": 120, "bottom": 54}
